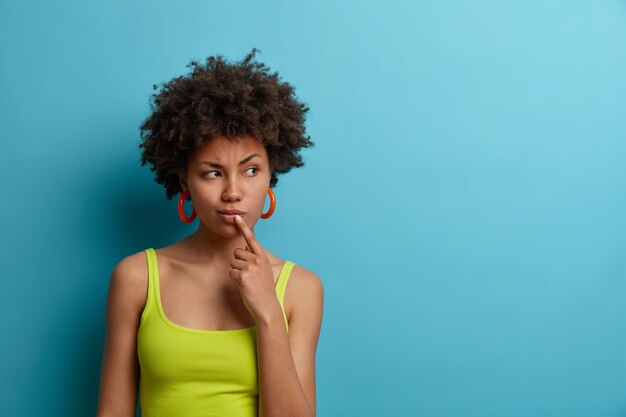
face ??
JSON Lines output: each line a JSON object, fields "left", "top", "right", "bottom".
{"left": 180, "top": 134, "right": 271, "bottom": 236}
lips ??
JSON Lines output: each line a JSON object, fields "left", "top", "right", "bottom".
{"left": 218, "top": 212, "right": 242, "bottom": 223}
{"left": 217, "top": 209, "right": 245, "bottom": 223}
{"left": 217, "top": 209, "right": 245, "bottom": 215}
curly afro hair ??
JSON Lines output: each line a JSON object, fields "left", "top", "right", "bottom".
{"left": 138, "top": 47, "right": 314, "bottom": 200}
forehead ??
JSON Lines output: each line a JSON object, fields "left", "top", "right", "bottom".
{"left": 190, "top": 134, "right": 267, "bottom": 162}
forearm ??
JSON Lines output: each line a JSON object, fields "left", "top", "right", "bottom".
{"left": 256, "top": 310, "right": 313, "bottom": 417}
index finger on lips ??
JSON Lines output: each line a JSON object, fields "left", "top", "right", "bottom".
{"left": 234, "top": 215, "right": 261, "bottom": 255}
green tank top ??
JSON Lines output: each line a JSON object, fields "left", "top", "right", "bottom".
{"left": 137, "top": 248, "right": 295, "bottom": 417}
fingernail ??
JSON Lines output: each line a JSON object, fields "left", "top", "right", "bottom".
{"left": 234, "top": 215, "right": 242, "bottom": 223}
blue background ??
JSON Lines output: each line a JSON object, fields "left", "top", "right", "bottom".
{"left": 1, "top": 1, "right": 625, "bottom": 416}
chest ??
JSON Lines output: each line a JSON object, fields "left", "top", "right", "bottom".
{"left": 156, "top": 260, "right": 286, "bottom": 331}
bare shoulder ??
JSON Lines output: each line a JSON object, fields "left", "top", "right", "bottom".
{"left": 289, "top": 264, "right": 324, "bottom": 291}
{"left": 285, "top": 264, "right": 324, "bottom": 320}
{"left": 108, "top": 250, "right": 149, "bottom": 313}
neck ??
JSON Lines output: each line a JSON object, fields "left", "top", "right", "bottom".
{"left": 178, "top": 222, "right": 270, "bottom": 269}
{"left": 183, "top": 221, "right": 254, "bottom": 267}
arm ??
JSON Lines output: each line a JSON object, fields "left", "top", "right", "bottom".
{"left": 257, "top": 267, "right": 324, "bottom": 417}
{"left": 96, "top": 254, "right": 145, "bottom": 417}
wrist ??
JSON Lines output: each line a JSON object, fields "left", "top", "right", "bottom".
{"left": 256, "top": 306, "right": 284, "bottom": 328}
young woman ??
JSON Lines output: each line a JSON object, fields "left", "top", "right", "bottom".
{"left": 96, "top": 48, "right": 324, "bottom": 417}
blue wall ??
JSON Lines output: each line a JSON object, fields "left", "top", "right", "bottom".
{"left": 1, "top": 1, "right": 625, "bottom": 416}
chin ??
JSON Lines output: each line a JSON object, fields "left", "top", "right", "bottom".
{"left": 217, "top": 221, "right": 242, "bottom": 236}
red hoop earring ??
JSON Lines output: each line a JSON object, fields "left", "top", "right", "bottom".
{"left": 260, "top": 188, "right": 276, "bottom": 219}
{"left": 178, "top": 190, "right": 197, "bottom": 223}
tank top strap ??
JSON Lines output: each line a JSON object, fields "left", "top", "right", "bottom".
{"left": 275, "top": 261, "right": 296, "bottom": 332}
{"left": 140, "top": 248, "right": 158, "bottom": 324}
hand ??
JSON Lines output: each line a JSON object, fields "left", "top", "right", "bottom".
{"left": 229, "top": 214, "right": 281, "bottom": 323}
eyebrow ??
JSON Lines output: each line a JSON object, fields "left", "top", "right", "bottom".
{"left": 197, "top": 153, "right": 262, "bottom": 169}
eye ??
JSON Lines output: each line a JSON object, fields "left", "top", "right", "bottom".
{"left": 202, "top": 171, "right": 219, "bottom": 179}
{"left": 246, "top": 167, "right": 259, "bottom": 176}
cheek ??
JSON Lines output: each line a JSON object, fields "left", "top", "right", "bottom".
{"left": 251, "top": 190, "right": 266, "bottom": 208}
{"left": 189, "top": 189, "right": 221, "bottom": 209}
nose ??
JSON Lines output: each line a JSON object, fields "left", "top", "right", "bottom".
{"left": 221, "top": 178, "right": 243, "bottom": 201}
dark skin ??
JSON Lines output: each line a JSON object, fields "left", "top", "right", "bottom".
{"left": 96, "top": 134, "right": 323, "bottom": 417}
{"left": 154, "top": 134, "right": 287, "bottom": 330}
